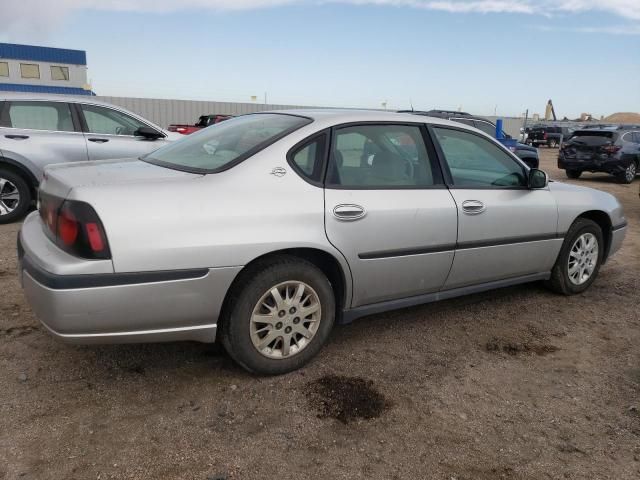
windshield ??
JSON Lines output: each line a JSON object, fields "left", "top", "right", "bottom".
{"left": 145, "top": 113, "right": 311, "bottom": 173}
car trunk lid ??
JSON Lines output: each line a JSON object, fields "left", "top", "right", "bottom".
{"left": 41, "top": 158, "right": 199, "bottom": 199}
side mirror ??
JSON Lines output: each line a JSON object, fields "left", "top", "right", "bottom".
{"left": 528, "top": 168, "right": 548, "bottom": 189}
{"left": 134, "top": 126, "right": 164, "bottom": 140}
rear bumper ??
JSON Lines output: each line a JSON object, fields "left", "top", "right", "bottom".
{"left": 558, "top": 154, "right": 629, "bottom": 174}
{"left": 18, "top": 217, "right": 241, "bottom": 344}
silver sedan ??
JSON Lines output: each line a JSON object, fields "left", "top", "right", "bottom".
{"left": 18, "top": 110, "right": 627, "bottom": 374}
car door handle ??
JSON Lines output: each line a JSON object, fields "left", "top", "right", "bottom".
{"left": 88, "top": 138, "right": 109, "bottom": 143}
{"left": 461, "top": 200, "right": 486, "bottom": 215}
{"left": 333, "top": 204, "right": 366, "bottom": 221}
{"left": 5, "top": 134, "right": 29, "bottom": 140}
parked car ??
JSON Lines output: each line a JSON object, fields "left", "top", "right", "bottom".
{"left": 0, "top": 93, "right": 180, "bottom": 223}
{"left": 401, "top": 110, "right": 539, "bottom": 168}
{"left": 558, "top": 127, "right": 640, "bottom": 183}
{"left": 168, "top": 114, "right": 233, "bottom": 135}
{"left": 526, "top": 125, "right": 575, "bottom": 148}
{"left": 18, "top": 110, "right": 627, "bottom": 375}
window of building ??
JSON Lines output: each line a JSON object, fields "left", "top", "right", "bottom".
{"left": 20, "top": 63, "right": 40, "bottom": 79}
{"left": 0, "top": 62, "right": 8, "bottom": 77}
{"left": 50, "top": 65, "right": 70, "bottom": 81}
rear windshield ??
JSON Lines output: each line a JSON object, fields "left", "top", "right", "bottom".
{"left": 571, "top": 130, "right": 615, "bottom": 139}
{"left": 145, "top": 113, "right": 311, "bottom": 173}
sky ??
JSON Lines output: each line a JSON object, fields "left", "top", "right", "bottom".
{"left": 1, "top": 0, "right": 639, "bottom": 118}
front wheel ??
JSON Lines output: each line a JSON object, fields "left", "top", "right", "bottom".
{"left": 545, "top": 218, "right": 603, "bottom": 295}
{"left": 565, "top": 169, "right": 582, "bottom": 179}
{"left": 220, "top": 256, "right": 335, "bottom": 375}
{"left": 0, "top": 168, "right": 31, "bottom": 224}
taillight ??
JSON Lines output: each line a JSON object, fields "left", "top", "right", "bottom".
{"left": 601, "top": 145, "right": 621, "bottom": 154}
{"left": 543, "top": 132, "right": 548, "bottom": 139}
{"left": 176, "top": 127, "right": 188, "bottom": 134}
{"left": 39, "top": 193, "right": 111, "bottom": 259}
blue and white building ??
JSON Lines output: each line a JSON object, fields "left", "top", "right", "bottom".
{"left": 0, "top": 43, "right": 94, "bottom": 95}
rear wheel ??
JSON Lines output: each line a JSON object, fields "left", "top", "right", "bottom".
{"left": 220, "top": 256, "right": 335, "bottom": 375}
{"left": 548, "top": 139, "right": 558, "bottom": 148}
{"left": 616, "top": 160, "right": 637, "bottom": 184}
{"left": 546, "top": 218, "right": 603, "bottom": 295}
{"left": 565, "top": 169, "right": 582, "bottom": 179}
{"left": 0, "top": 168, "right": 31, "bottom": 224}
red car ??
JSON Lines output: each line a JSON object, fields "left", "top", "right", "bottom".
{"left": 168, "top": 114, "right": 232, "bottom": 135}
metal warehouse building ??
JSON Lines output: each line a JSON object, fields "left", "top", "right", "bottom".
{"left": 0, "top": 43, "right": 94, "bottom": 96}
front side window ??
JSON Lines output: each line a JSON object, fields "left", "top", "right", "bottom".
{"left": 146, "top": 114, "right": 311, "bottom": 173}
{"left": 433, "top": 127, "right": 526, "bottom": 188}
{"left": 0, "top": 62, "right": 8, "bottom": 77}
{"left": 20, "top": 63, "right": 40, "bottom": 79}
{"left": 327, "top": 124, "right": 438, "bottom": 188}
{"left": 51, "top": 65, "right": 70, "bottom": 81}
{"left": 289, "top": 134, "right": 326, "bottom": 182}
{"left": 474, "top": 120, "right": 497, "bottom": 137}
{"left": 81, "top": 104, "right": 148, "bottom": 136}
{"left": 1, "top": 101, "right": 75, "bottom": 132}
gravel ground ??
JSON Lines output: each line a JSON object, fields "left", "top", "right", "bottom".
{"left": 1, "top": 149, "right": 638, "bottom": 480}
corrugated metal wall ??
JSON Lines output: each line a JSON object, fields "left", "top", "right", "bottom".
{"left": 97, "top": 96, "right": 318, "bottom": 130}
{"left": 97, "top": 96, "right": 527, "bottom": 137}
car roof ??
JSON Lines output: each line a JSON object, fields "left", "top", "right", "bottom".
{"left": 266, "top": 108, "right": 473, "bottom": 130}
{"left": 0, "top": 91, "right": 120, "bottom": 107}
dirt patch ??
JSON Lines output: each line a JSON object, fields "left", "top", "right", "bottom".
{"left": 306, "top": 375, "right": 390, "bottom": 424}
{"left": 0, "top": 325, "right": 39, "bottom": 338}
{"left": 486, "top": 337, "right": 559, "bottom": 356}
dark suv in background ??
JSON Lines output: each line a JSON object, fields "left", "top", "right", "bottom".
{"left": 526, "top": 125, "right": 575, "bottom": 148}
{"left": 402, "top": 110, "right": 539, "bottom": 168}
{"left": 558, "top": 127, "right": 640, "bottom": 183}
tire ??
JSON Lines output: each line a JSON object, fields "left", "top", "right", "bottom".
{"left": 0, "top": 168, "right": 31, "bottom": 224}
{"left": 616, "top": 160, "right": 637, "bottom": 184}
{"left": 220, "top": 255, "right": 335, "bottom": 375}
{"left": 548, "top": 139, "right": 558, "bottom": 148}
{"left": 565, "top": 169, "right": 582, "bottom": 179}
{"left": 545, "top": 218, "right": 604, "bottom": 295}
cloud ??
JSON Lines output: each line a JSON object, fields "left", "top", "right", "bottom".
{"left": 535, "top": 23, "right": 640, "bottom": 35}
{"left": 2, "top": 0, "right": 639, "bottom": 36}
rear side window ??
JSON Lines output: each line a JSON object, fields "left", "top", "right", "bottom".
{"left": 433, "top": 127, "right": 526, "bottom": 188}
{"left": 0, "top": 101, "right": 75, "bottom": 132}
{"left": 572, "top": 130, "right": 614, "bottom": 139}
{"left": 327, "top": 124, "right": 440, "bottom": 188}
{"left": 289, "top": 133, "right": 327, "bottom": 183}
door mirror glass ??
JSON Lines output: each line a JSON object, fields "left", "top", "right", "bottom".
{"left": 528, "top": 169, "right": 548, "bottom": 189}
{"left": 134, "top": 126, "right": 164, "bottom": 140}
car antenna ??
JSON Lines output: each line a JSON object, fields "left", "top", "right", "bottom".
{"left": 409, "top": 99, "right": 414, "bottom": 112}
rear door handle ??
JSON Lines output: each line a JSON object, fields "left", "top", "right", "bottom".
{"left": 88, "top": 138, "right": 109, "bottom": 143}
{"left": 461, "top": 200, "right": 486, "bottom": 215}
{"left": 5, "top": 134, "right": 29, "bottom": 140}
{"left": 333, "top": 204, "right": 366, "bottom": 221}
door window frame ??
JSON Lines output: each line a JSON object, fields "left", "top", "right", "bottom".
{"left": 322, "top": 121, "right": 446, "bottom": 190}
{"left": 427, "top": 124, "right": 530, "bottom": 190}
{"left": 0, "top": 99, "right": 83, "bottom": 134}
{"left": 74, "top": 102, "right": 165, "bottom": 138}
